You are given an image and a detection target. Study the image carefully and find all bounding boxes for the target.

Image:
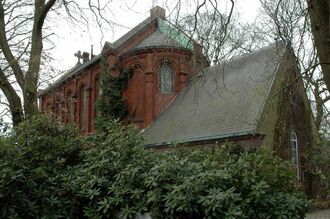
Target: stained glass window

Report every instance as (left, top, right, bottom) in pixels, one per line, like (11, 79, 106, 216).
(159, 61, 173, 93)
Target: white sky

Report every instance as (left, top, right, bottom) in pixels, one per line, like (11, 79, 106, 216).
(50, 0, 260, 72)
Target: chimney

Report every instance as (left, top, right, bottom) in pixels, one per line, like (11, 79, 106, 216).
(82, 52, 90, 63)
(150, 6, 166, 19)
(90, 45, 95, 59)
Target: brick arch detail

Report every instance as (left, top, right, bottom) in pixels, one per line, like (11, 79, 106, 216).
(125, 62, 146, 128)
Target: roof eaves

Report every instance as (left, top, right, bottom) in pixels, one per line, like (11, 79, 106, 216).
(39, 56, 101, 96)
(143, 129, 258, 148)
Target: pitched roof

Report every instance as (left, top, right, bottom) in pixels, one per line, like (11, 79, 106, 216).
(132, 30, 187, 51)
(112, 17, 154, 49)
(40, 15, 194, 96)
(39, 17, 155, 95)
(142, 43, 285, 146)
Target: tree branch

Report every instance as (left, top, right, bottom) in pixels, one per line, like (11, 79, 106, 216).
(0, 1, 25, 89)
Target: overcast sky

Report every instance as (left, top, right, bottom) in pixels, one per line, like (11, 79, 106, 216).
(50, 0, 261, 72)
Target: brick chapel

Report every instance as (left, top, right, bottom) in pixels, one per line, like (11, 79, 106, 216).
(40, 6, 318, 190)
(39, 6, 208, 134)
(40, 5, 318, 195)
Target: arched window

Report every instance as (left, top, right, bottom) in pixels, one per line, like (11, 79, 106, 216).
(54, 96, 63, 121)
(159, 61, 173, 93)
(95, 76, 102, 97)
(79, 85, 88, 131)
(67, 92, 75, 123)
(290, 131, 299, 179)
(94, 76, 101, 117)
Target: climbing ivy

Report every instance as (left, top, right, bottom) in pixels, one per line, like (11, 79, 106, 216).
(96, 56, 133, 128)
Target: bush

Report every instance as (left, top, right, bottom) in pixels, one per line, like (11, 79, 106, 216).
(67, 120, 154, 218)
(142, 146, 308, 219)
(307, 138, 330, 204)
(0, 116, 309, 218)
(0, 114, 83, 218)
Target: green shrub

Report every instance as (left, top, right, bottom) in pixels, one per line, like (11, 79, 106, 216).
(0, 116, 309, 218)
(0, 114, 83, 218)
(307, 138, 330, 202)
(67, 120, 154, 218)
(142, 146, 308, 219)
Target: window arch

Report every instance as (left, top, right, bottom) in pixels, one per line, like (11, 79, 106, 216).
(290, 131, 299, 179)
(94, 76, 101, 117)
(66, 91, 75, 123)
(95, 75, 102, 98)
(159, 61, 173, 93)
(54, 96, 64, 121)
(79, 85, 88, 131)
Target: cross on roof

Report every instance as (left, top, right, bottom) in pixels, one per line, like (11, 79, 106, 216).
(74, 50, 83, 65)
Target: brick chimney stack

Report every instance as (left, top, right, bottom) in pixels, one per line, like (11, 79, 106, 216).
(150, 6, 166, 19)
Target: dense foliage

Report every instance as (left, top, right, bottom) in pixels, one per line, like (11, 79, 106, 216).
(0, 115, 83, 218)
(0, 115, 309, 218)
(97, 57, 133, 124)
(307, 137, 330, 204)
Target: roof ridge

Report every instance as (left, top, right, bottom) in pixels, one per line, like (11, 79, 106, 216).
(209, 42, 285, 71)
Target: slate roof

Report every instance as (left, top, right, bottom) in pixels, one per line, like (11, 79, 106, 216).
(112, 17, 153, 49)
(142, 43, 285, 146)
(39, 15, 194, 96)
(39, 17, 154, 95)
(132, 30, 187, 51)
(39, 53, 103, 95)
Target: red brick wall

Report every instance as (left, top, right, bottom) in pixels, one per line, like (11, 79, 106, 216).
(40, 21, 208, 134)
(121, 48, 196, 126)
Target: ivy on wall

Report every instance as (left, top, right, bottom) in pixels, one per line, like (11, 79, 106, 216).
(272, 62, 315, 196)
(96, 56, 134, 127)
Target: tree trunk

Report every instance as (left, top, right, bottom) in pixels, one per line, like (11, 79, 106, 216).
(0, 72, 24, 126)
(307, 0, 330, 91)
(24, 0, 56, 118)
(23, 86, 39, 118)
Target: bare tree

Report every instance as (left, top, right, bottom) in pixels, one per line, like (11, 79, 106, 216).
(160, 0, 241, 64)
(0, 0, 114, 126)
(307, 0, 330, 92)
(258, 0, 330, 134)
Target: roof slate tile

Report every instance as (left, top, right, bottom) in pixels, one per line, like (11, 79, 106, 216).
(142, 43, 285, 146)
